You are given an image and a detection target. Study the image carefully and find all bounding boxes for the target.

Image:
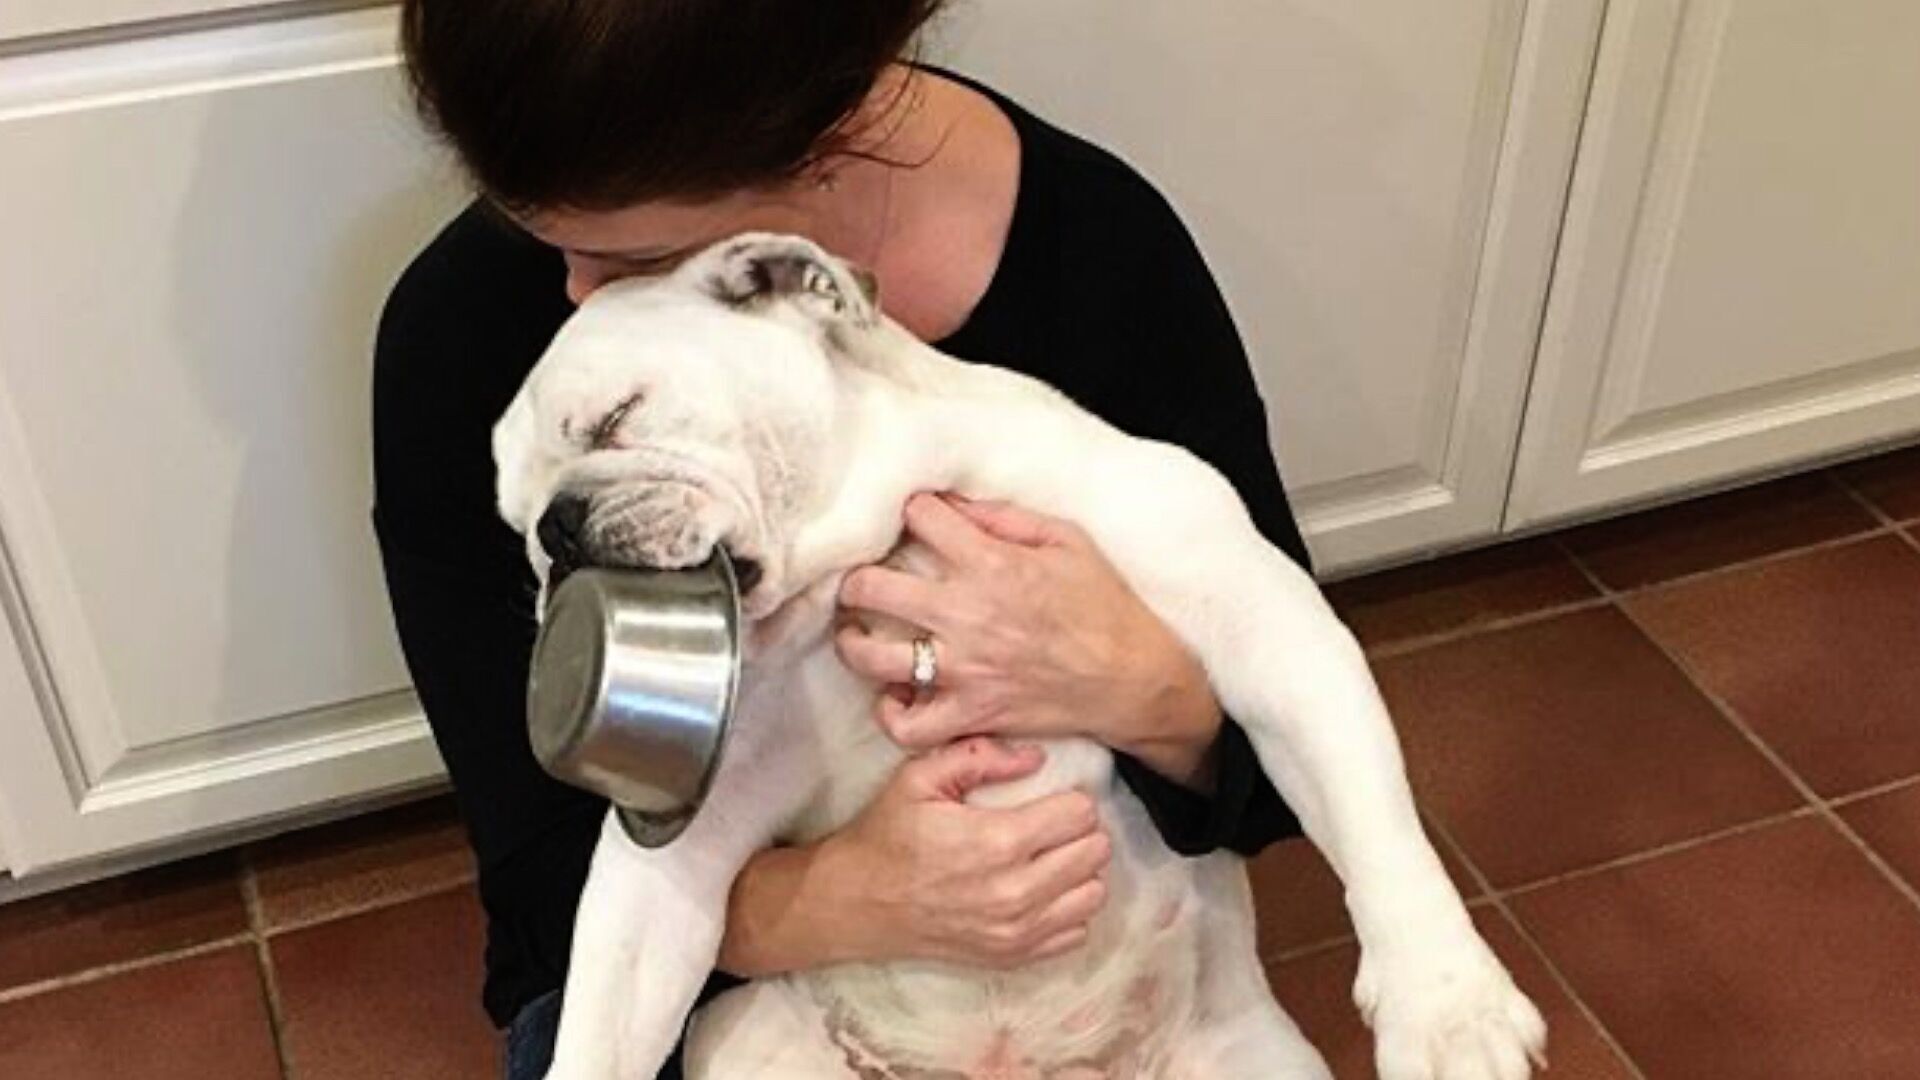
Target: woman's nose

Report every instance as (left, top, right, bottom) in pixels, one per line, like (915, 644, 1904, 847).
(563, 255, 617, 305)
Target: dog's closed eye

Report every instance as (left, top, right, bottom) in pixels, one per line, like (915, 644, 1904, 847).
(587, 393, 644, 450)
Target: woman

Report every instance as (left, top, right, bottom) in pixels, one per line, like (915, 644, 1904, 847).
(376, 2, 1309, 1076)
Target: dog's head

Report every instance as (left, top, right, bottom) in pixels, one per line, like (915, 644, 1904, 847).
(493, 233, 880, 617)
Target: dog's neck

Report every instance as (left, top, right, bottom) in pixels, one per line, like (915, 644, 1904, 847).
(741, 316, 1095, 661)
(750, 319, 1093, 658)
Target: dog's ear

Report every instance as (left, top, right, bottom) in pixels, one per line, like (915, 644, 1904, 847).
(849, 264, 880, 309)
(699, 234, 878, 328)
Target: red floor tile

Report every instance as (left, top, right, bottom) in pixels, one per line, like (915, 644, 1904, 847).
(1375, 607, 1802, 887)
(1838, 783, 1920, 894)
(1626, 536, 1920, 798)
(1265, 907, 1636, 1079)
(247, 794, 473, 931)
(0, 947, 280, 1080)
(1559, 472, 1878, 590)
(270, 886, 498, 1080)
(1835, 444, 1920, 523)
(1325, 538, 1598, 651)
(0, 852, 247, 993)
(1510, 816, 1920, 1079)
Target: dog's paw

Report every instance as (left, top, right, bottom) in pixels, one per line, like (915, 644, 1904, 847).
(696, 232, 878, 327)
(1355, 934, 1547, 1080)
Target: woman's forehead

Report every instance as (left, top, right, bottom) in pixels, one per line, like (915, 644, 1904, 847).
(521, 194, 801, 260)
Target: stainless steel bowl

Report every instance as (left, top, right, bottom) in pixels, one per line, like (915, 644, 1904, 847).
(526, 552, 742, 847)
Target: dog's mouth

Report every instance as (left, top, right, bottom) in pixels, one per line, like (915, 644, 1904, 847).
(546, 546, 762, 601)
(729, 554, 765, 594)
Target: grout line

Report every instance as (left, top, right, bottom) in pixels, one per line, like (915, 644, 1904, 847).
(1550, 532, 1613, 598)
(1493, 806, 1819, 900)
(1816, 807, 1920, 916)
(1561, 524, 1893, 603)
(1612, 603, 1920, 919)
(0, 933, 252, 1006)
(241, 857, 296, 1080)
(255, 873, 478, 939)
(1364, 596, 1613, 659)
(1422, 813, 1651, 1080)
(1832, 469, 1920, 559)
(1267, 932, 1357, 966)
(1828, 773, 1920, 810)
(1831, 467, 1903, 529)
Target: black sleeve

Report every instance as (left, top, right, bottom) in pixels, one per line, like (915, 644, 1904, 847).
(370, 207, 742, 1036)
(1077, 173, 1310, 858)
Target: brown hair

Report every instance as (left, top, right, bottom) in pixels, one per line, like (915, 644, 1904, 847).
(400, 0, 947, 213)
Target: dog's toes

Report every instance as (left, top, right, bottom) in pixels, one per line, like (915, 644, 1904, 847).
(1365, 938, 1546, 1080)
(1430, 991, 1545, 1080)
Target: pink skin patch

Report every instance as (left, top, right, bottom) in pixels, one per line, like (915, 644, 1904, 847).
(970, 1029, 1039, 1080)
(1060, 1002, 1102, 1035)
(1125, 976, 1161, 1015)
(1154, 897, 1182, 931)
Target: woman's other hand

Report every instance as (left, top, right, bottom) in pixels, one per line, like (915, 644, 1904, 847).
(835, 493, 1222, 788)
(718, 738, 1111, 976)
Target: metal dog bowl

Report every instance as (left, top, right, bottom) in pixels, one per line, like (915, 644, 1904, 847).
(527, 553, 743, 847)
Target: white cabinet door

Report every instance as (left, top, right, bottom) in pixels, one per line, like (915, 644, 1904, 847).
(1508, 0, 1920, 527)
(940, 1, 1605, 571)
(0, 8, 468, 874)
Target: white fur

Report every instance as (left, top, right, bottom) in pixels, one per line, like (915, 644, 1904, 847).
(492, 234, 1547, 1079)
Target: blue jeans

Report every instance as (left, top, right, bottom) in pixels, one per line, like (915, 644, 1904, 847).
(504, 990, 688, 1079)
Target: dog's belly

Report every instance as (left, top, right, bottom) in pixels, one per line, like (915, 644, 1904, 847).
(789, 791, 1207, 1078)
(737, 613, 1229, 1077)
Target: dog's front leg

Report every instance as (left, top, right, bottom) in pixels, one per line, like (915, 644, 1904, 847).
(543, 686, 823, 1080)
(542, 813, 740, 1080)
(1183, 546, 1545, 1080)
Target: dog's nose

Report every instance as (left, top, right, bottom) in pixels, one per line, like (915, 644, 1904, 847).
(537, 493, 592, 567)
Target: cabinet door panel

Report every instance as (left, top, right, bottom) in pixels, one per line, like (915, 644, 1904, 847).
(0, 8, 466, 872)
(1509, 0, 1920, 526)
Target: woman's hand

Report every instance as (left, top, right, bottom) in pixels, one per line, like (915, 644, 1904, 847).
(718, 738, 1111, 976)
(835, 492, 1223, 788)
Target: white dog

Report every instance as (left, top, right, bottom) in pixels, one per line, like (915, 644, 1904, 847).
(492, 234, 1546, 1079)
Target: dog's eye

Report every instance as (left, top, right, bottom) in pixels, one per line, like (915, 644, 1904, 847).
(588, 393, 643, 449)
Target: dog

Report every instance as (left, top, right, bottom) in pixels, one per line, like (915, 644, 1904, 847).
(491, 233, 1547, 1078)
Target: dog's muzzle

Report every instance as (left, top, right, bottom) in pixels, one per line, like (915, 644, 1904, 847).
(536, 491, 764, 596)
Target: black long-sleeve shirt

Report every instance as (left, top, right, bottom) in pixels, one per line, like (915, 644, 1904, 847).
(371, 72, 1307, 1037)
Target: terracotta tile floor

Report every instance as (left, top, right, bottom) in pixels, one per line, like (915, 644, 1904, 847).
(3, 445, 1918, 1078)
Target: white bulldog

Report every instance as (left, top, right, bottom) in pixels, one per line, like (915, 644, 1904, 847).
(492, 233, 1546, 1079)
